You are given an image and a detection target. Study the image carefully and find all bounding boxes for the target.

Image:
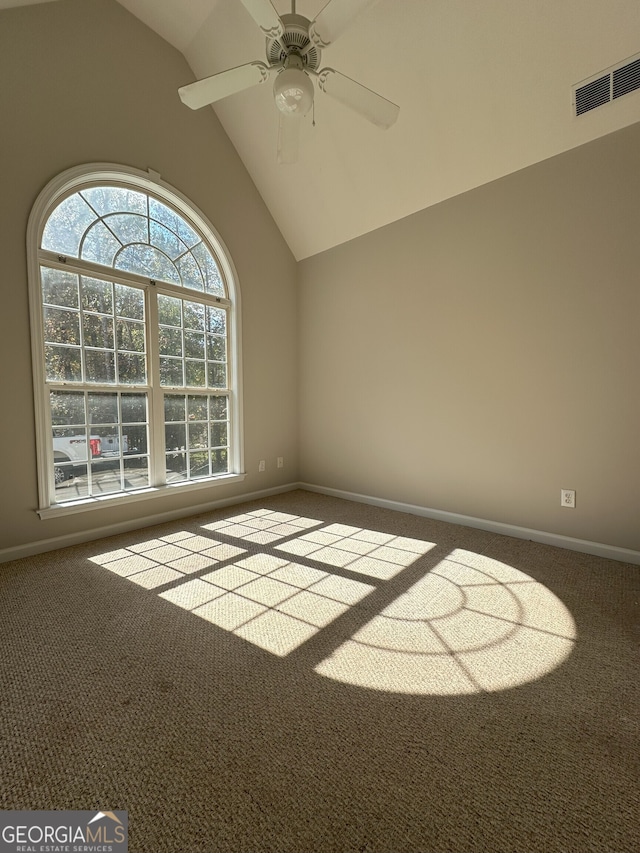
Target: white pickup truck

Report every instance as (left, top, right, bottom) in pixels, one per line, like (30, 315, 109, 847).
(53, 435, 100, 485)
(53, 434, 130, 484)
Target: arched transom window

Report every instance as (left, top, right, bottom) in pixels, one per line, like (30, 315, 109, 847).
(29, 166, 243, 512)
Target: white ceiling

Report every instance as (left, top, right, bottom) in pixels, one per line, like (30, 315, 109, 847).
(7, 0, 640, 259)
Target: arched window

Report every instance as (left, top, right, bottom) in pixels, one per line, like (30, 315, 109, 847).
(28, 165, 244, 513)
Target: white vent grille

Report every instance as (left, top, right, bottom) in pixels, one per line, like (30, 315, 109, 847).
(575, 74, 610, 115)
(613, 57, 640, 99)
(573, 52, 640, 116)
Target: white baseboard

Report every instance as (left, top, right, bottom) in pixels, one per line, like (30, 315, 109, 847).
(0, 483, 299, 564)
(3, 480, 639, 567)
(299, 482, 640, 566)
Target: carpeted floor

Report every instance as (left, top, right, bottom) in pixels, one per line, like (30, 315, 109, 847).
(1, 489, 638, 853)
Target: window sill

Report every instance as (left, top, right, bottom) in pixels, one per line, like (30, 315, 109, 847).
(37, 472, 247, 520)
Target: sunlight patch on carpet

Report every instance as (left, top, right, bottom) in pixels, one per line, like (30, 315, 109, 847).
(314, 549, 576, 694)
(90, 513, 576, 690)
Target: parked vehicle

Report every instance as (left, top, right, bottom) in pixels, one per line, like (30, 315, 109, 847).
(53, 433, 141, 485)
(99, 434, 129, 457)
(53, 434, 102, 485)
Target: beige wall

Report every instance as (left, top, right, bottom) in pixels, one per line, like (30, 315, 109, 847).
(299, 122, 640, 552)
(0, 0, 298, 554)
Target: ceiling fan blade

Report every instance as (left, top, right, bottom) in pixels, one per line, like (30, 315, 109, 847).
(309, 0, 378, 48)
(238, 0, 284, 39)
(178, 62, 271, 110)
(317, 68, 399, 129)
(277, 114, 301, 165)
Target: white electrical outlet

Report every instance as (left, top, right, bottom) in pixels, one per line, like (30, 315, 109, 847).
(258, 460, 266, 472)
(561, 489, 576, 508)
(277, 456, 284, 468)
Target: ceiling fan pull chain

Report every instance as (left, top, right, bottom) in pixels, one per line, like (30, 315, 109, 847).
(312, 98, 316, 127)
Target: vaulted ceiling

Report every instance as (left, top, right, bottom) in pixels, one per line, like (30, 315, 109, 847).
(4, 0, 640, 258)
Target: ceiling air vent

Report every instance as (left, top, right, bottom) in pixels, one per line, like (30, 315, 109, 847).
(575, 74, 610, 115)
(573, 52, 640, 116)
(613, 57, 640, 99)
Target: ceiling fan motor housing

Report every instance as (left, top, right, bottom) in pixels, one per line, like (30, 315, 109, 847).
(266, 13, 322, 72)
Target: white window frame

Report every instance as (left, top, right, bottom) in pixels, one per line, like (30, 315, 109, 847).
(27, 163, 245, 518)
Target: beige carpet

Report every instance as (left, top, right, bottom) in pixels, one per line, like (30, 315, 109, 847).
(1, 489, 638, 852)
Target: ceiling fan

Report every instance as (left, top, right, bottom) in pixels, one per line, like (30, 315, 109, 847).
(178, 0, 399, 164)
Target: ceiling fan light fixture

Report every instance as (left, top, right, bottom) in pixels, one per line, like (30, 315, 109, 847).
(273, 67, 314, 116)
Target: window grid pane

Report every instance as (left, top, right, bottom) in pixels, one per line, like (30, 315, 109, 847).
(164, 393, 229, 482)
(42, 270, 149, 387)
(159, 297, 228, 390)
(51, 389, 150, 496)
